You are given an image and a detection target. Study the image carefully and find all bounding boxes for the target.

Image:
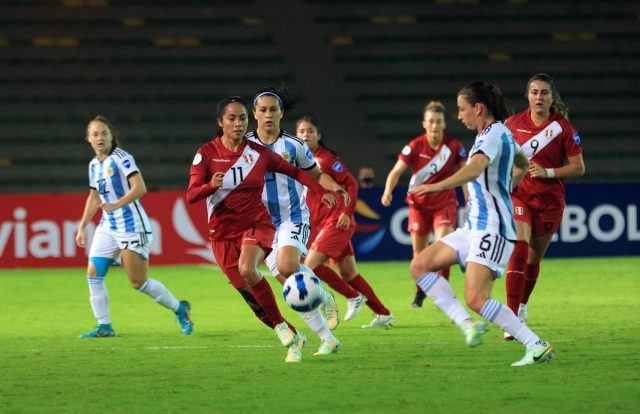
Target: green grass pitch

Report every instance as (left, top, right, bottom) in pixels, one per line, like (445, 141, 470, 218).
(1, 257, 639, 413)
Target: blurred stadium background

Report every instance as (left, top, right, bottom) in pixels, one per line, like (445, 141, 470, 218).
(1, 0, 639, 194)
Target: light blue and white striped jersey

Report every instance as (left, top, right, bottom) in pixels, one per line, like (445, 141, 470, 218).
(465, 122, 520, 240)
(246, 130, 317, 228)
(88, 148, 152, 234)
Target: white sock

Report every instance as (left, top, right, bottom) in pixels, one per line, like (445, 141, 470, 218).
(300, 307, 335, 341)
(87, 277, 110, 325)
(139, 278, 180, 312)
(479, 299, 540, 348)
(417, 272, 473, 330)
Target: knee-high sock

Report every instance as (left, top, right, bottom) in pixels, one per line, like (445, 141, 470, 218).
(250, 277, 294, 332)
(348, 275, 390, 315)
(479, 299, 540, 348)
(521, 263, 540, 304)
(312, 264, 359, 299)
(300, 307, 335, 341)
(139, 278, 180, 312)
(416, 272, 472, 330)
(506, 241, 528, 313)
(88, 277, 110, 325)
(237, 287, 274, 328)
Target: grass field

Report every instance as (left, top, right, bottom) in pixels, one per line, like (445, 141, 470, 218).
(1, 257, 639, 413)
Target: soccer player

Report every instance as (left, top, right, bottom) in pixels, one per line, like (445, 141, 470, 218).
(409, 82, 555, 366)
(503, 73, 585, 339)
(76, 115, 193, 338)
(247, 86, 350, 356)
(297, 115, 395, 329)
(381, 101, 468, 308)
(187, 96, 340, 363)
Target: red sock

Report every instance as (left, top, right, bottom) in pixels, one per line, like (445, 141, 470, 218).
(250, 277, 295, 333)
(313, 264, 359, 299)
(348, 275, 390, 315)
(505, 241, 528, 314)
(437, 267, 450, 281)
(521, 263, 540, 304)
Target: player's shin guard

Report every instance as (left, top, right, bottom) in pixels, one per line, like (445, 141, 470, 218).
(506, 241, 528, 314)
(250, 278, 293, 331)
(138, 278, 180, 311)
(312, 264, 359, 299)
(87, 276, 110, 324)
(521, 263, 540, 304)
(237, 287, 274, 328)
(348, 275, 390, 315)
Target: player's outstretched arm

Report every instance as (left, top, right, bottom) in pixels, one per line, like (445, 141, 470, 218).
(381, 159, 408, 207)
(410, 153, 489, 195)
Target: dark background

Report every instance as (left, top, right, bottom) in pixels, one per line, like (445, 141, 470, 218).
(1, 0, 638, 193)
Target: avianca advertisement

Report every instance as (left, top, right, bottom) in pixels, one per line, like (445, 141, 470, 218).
(0, 183, 638, 268)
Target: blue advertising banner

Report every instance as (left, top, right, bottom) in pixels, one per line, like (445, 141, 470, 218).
(352, 183, 640, 260)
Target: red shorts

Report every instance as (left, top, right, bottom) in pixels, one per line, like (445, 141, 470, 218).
(408, 204, 457, 237)
(210, 224, 275, 289)
(512, 195, 564, 237)
(311, 224, 355, 262)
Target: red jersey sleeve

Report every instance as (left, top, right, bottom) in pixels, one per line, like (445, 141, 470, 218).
(187, 147, 217, 204)
(398, 137, 420, 165)
(562, 122, 583, 158)
(322, 153, 358, 217)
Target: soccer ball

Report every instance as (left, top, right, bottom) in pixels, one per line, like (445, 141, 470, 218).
(283, 271, 323, 312)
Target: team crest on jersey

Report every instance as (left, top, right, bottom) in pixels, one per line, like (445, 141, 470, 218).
(192, 153, 202, 165)
(545, 129, 553, 138)
(244, 154, 254, 164)
(122, 159, 131, 169)
(332, 161, 343, 172)
(459, 147, 467, 157)
(281, 151, 290, 162)
(401, 145, 411, 156)
(106, 166, 114, 177)
(515, 206, 524, 216)
(305, 148, 314, 160)
(573, 132, 581, 145)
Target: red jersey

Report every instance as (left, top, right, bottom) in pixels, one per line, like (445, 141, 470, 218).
(306, 146, 358, 229)
(399, 134, 467, 210)
(505, 109, 582, 209)
(187, 138, 326, 240)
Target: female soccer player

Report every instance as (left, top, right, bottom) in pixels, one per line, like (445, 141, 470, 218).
(409, 82, 554, 366)
(188, 96, 339, 363)
(297, 115, 395, 330)
(381, 101, 468, 308)
(246, 87, 351, 356)
(76, 116, 193, 338)
(504, 73, 585, 337)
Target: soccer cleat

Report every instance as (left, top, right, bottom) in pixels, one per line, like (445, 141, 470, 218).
(362, 313, 395, 328)
(321, 291, 340, 330)
(511, 340, 555, 367)
(274, 321, 296, 347)
(517, 303, 529, 323)
(344, 293, 366, 321)
(463, 321, 488, 347)
(79, 323, 115, 338)
(314, 338, 340, 356)
(285, 332, 307, 363)
(411, 290, 427, 308)
(175, 300, 194, 335)
(504, 331, 515, 341)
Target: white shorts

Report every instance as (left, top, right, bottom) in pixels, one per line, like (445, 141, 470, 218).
(264, 221, 311, 276)
(440, 227, 514, 278)
(89, 226, 153, 260)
